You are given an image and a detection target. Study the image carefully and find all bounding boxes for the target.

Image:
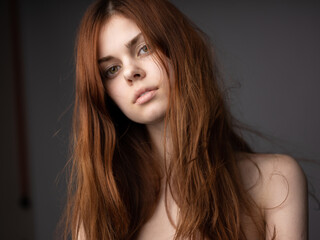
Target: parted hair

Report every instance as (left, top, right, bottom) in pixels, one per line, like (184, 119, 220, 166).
(64, 0, 269, 239)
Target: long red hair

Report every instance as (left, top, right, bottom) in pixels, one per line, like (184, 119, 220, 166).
(64, 0, 268, 239)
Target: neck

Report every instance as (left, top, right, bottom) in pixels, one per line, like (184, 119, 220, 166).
(146, 120, 172, 167)
(146, 121, 178, 208)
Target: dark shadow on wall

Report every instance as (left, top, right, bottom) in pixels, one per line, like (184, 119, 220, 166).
(0, 0, 34, 239)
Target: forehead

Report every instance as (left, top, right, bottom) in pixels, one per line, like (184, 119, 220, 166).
(98, 14, 141, 58)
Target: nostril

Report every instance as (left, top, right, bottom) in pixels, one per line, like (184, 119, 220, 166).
(134, 73, 141, 78)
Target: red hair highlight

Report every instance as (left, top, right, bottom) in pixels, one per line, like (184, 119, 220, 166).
(63, 0, 272, 239)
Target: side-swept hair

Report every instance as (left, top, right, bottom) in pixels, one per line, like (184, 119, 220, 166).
(64, 0, 267, 239)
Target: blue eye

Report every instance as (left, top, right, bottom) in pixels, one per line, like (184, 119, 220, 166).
(138, 44, 149, 56)
(104, 65, 120, 79)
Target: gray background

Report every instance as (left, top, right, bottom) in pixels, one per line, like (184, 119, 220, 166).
(1, 0, 319, 239)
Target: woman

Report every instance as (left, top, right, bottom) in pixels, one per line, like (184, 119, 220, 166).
(64, 0, 308, 239)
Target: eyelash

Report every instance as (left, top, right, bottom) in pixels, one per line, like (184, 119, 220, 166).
(138, 44, 150, 56)
(101, 44, 150, 79)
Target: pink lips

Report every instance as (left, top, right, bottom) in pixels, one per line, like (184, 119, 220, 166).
(134, 87, 158, 104)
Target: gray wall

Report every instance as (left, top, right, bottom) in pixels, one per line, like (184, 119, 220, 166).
(16, 0, 91, 239)
(1, 0, 319, 239)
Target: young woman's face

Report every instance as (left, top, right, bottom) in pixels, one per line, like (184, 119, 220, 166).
(98, 14, 172, 125)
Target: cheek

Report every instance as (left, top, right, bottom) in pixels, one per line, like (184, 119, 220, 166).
(160, 64, 174, 96)
(105, 81, 123, 105)
(152, 56, 174, 87)
(164, 59, 175, 86)
(149, 59, 171, 86)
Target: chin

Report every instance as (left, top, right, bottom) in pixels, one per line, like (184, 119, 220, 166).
(122, 101, 167, 125)
(127, 109, 166, 125)
(132, 114, 165, 125)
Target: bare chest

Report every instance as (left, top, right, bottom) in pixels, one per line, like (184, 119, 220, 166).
(137, 190, 178, 240)
(137, 196, 260, 240)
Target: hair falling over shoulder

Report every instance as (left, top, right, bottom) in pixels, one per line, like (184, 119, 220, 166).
(63, 0, 270, 239)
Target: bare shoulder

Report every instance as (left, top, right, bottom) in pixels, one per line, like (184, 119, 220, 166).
(237, 153, 307, 203)
(237, 152, 308, 239)
(238, 152, 305, 178)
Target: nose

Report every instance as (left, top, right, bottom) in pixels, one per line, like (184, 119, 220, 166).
(123, 63, 146, 85)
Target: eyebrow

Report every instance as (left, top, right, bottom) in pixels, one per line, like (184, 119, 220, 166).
(98, 32, 143, 63)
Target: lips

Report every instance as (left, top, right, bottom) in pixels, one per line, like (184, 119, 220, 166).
(134, 87, 158, 104)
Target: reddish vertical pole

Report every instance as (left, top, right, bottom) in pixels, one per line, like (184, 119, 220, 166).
(10, 0, 31, 209)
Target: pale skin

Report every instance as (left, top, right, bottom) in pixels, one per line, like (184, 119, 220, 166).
(79, 13, 308, 239)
